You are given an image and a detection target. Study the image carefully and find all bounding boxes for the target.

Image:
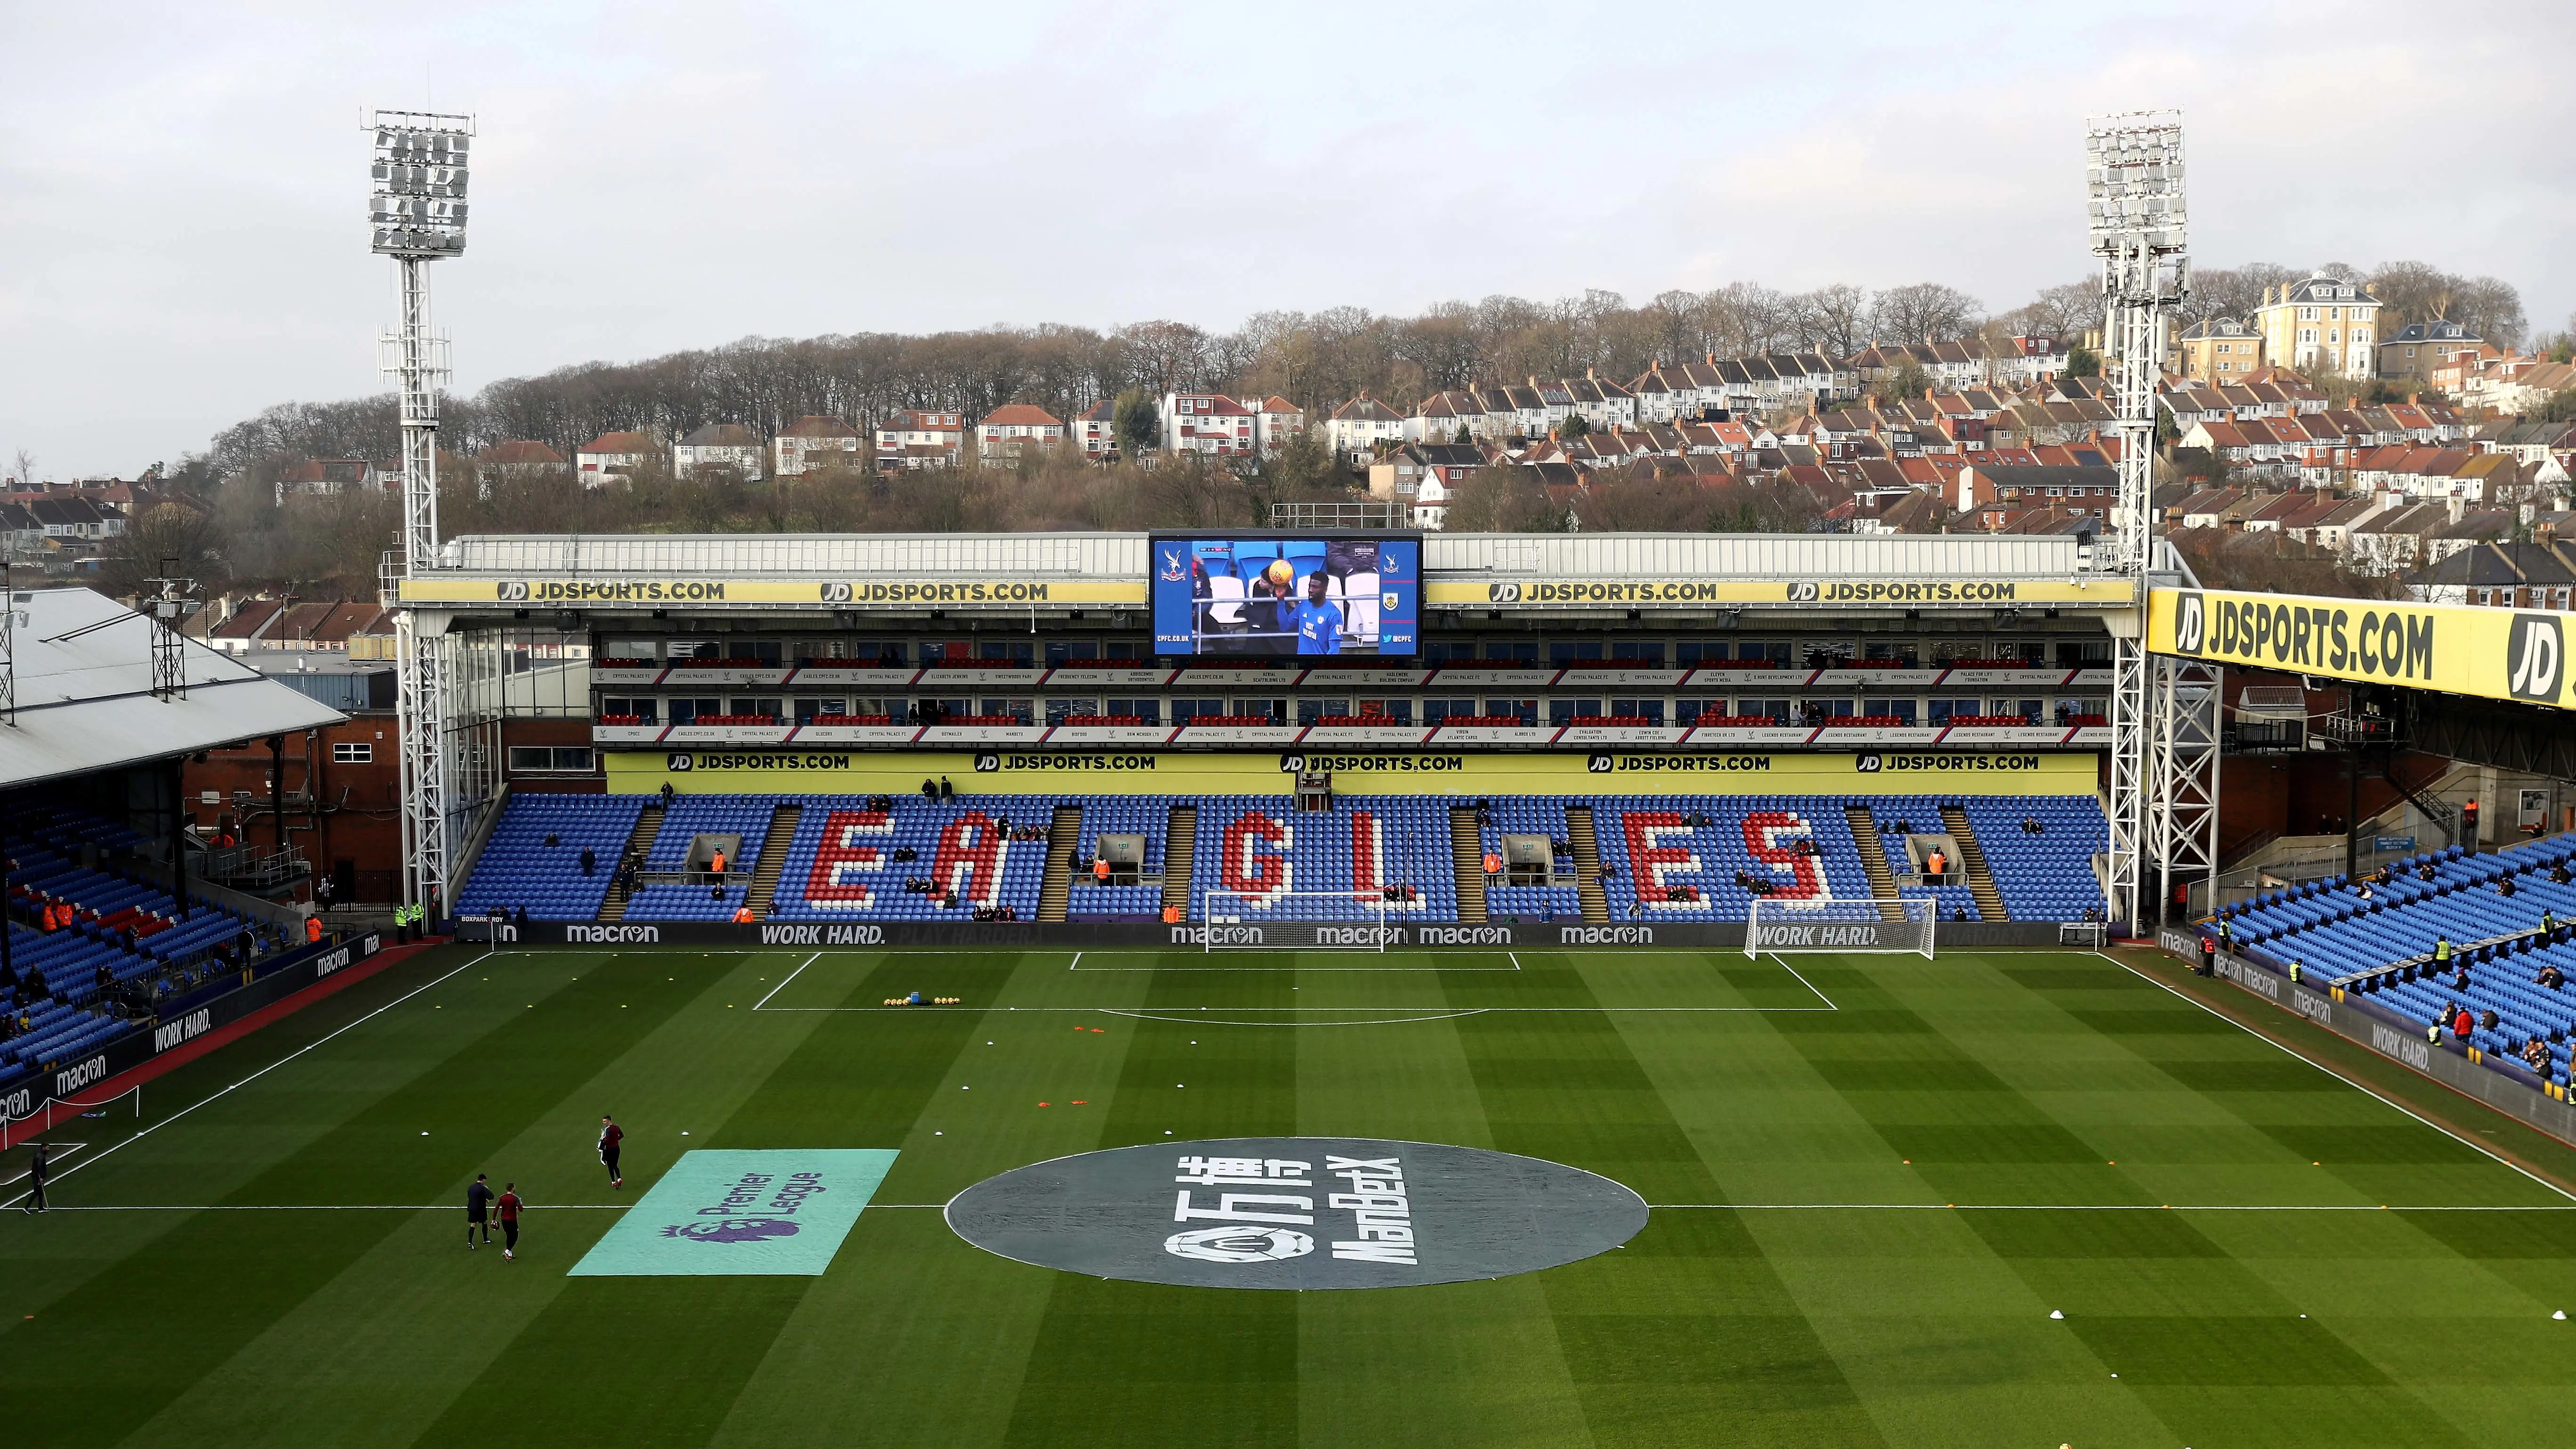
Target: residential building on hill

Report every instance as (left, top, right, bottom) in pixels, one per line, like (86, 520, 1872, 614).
(1328, 394, 1406, 467)
(2406, 540, 2576, 608)
(1071, 400, 1119, 460)
(2253, 274, 2381, 379)
(876, 410, 965, 470)
(575, 432, 657, 488)
(1160, 392, 1256, 459)
(974, 405, 1065, 463)
(772, 416, 863, 477)
(2177, 317, 2263, 383)
(2377, 320, 2483, 383)
(673, 424, 765, 481)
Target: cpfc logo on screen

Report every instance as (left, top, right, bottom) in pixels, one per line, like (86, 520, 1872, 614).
(1159, 547, 1187, 583)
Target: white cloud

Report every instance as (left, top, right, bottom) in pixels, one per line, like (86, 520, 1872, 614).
(2, 0, 2569, 476)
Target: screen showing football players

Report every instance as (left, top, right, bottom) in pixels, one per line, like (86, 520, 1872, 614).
(1151, 535, 1420, 657)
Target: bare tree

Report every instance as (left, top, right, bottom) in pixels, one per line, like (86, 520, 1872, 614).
(1796, 284, 1873, 356)
(6, 449, 33, 488)
(1871, 282, 1983, 344)
(2184, 264, 2298, 326)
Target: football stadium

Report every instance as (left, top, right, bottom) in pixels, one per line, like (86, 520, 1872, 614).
(10, 521, 2576, 1449)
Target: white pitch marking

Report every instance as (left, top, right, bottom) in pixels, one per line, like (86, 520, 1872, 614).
(752, 951, 824, 1011)
(2096, 948, 2576, 1207)
(2, 950, 494, 1212)
(1764, 952, 1840, 1010)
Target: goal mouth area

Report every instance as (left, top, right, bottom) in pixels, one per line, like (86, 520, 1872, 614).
(1744, 896, 1938, 959)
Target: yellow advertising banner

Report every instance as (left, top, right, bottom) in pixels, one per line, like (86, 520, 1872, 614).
(606, 749, 2099, 797)
(397, 577, 1149, 607)
(1421, 578, 2134, 608)
(2147, 587, 2571, 710)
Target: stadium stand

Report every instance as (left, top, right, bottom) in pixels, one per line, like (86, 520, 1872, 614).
(453, 791, 2113, 926)
(451, 795, 645, 921)
(2214, 840, 2576, 1082)
(3, 805, 294, 1073)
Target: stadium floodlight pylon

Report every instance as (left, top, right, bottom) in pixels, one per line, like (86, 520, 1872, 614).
(1746, 896, 1936, 959)
(370, 109, 472, 923)
(1199, 890, 1396, 951)
(2085, 111, 2194, 937)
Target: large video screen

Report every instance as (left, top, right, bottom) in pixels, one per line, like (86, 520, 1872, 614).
(1152, 534, 1420, 656)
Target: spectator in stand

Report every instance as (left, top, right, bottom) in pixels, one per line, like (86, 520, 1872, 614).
(659, 780, 676, 809)
(2523, 1038, 2551, 1071)
(939, 776, 955, 801)
(579, 846, 597, 877)
(919, 778, 937, 802)
(1093, 856, 1111, 886)
(2536, 963, 2565, 990)
(2453, 1007, 2475, 1038)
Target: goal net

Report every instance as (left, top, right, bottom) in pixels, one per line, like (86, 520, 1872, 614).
(1746, 896, 1936, 958)
(1199, 890, 1395, 952)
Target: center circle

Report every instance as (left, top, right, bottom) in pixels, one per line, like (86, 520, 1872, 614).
(943, 1136, 1649, 1289)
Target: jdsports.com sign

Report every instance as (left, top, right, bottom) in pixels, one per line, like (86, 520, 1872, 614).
(2149, 587, 2573, 710)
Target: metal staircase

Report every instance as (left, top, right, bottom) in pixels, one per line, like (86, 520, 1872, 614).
(1160, 805, 1199, 920)
(1449, 807, 1488, 922)
(1939, 805, 2007, 921)
(1565, 805, 1610, 923)
(1038, 804, 1084, 922)
(598, 802, 664, 921)
(744, 804, 800, 919)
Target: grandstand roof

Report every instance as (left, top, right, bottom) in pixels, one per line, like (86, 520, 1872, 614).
(0, 587, 346, 790)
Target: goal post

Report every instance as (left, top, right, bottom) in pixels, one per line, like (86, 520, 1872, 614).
(1746, 896, 1936, 959)
(1198, 890, 1394, 952)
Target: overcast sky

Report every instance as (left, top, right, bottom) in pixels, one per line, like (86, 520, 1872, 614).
(4, 0, 2571, 477)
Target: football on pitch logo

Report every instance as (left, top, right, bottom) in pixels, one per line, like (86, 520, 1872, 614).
(660, 1217, 802, 1244)
(1164, 1225, 1315, 1264)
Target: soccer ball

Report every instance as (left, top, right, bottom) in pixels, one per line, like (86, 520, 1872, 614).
(1263, 559, 1295, 591)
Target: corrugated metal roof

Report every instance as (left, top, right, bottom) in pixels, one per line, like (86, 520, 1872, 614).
(0, 588, 346, 790)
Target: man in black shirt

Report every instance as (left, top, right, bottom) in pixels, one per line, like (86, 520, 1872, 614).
(20, 1141, 47, 1214)
(466, 1172, 494, 1248)
(599, 1114, 625, 1189)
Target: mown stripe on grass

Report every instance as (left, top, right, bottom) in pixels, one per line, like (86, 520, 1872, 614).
(1444, 955, 1891, 1449)
(1779, 955, 2465, 1449)
(412, 949, 1017, 1449)
(3, 951, 699, 1449)
(999, 961, 1300, 1449)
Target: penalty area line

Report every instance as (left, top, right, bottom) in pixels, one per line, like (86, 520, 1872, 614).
(751, 951, 824, 1011)
(1762, 952, 1840, 1010)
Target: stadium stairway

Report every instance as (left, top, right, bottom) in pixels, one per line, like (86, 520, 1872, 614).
(1940, 805, 2007, 921)
(1038, 804, 1083, 922)
(745, 804, 801, 919)
(1565, 806, 1611, 922)
(1161, 805, 1198, 919)
(1450, 807, 1488, 923)
(1843, 805, 1905, 920)
(599, 802, 664, 922)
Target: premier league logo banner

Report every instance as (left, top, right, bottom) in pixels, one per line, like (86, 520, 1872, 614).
(570, 1149, 897, 1276)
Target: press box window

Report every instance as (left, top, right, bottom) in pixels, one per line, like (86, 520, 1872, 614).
(332, 742, 373, 764)
(507, 746, 596, 773)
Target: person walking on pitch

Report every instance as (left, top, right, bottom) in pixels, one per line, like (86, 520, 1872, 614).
(496, 1182, 523, 1260)
(599, 1114, 624, 1189)
(20, 1141, 48, 1213)
(465, 1172, 494, 1248)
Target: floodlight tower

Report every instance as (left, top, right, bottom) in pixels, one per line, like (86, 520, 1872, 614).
(369, 109, 472, 922)
(2085, 112, 2206, 935)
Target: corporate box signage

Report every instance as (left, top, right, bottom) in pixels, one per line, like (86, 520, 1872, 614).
(398, 577, 1149, 608)
(1153, 533, 1421, 657)
(2149, 587, 2571, 711)
(1423, 578, 2135, 609)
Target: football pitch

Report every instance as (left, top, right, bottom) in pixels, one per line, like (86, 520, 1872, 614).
(8, 941, 2575, 1448)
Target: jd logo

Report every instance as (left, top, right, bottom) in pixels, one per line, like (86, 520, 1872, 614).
(2507, 613, 2563, 703)
(972, 752, 1001, 773)
(1787, 580, 1820, 603)
(665, 752, 692, 772)
(497, 580, 531, 602)
(2172, 591, 2206, 654)
(1278, 753, 1306, 773)
(821, 581, 853, 603)
(1854, 753, 1884, 773)
(659, 1218, 801, 1244)
(1163, 1225, 1314, 1264)
(1487, 583, 1521, 603)
(1586, 753, 1613, 773)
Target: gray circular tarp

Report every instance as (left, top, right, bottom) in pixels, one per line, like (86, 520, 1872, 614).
(945, 1136, 1649, 1289)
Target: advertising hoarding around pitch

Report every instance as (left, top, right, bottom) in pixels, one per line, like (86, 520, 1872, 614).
(1152, 534, 1420, 657)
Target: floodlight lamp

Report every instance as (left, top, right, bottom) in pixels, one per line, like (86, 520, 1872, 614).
(367, 109, 474, 258)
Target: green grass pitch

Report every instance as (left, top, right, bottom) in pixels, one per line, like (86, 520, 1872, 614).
(7, 942, 2574, 1448)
